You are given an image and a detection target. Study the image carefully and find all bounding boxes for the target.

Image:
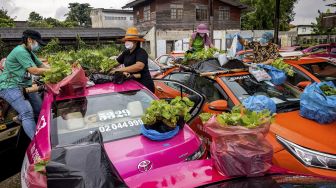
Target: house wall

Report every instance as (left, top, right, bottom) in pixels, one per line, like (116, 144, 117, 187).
(297, 26, 314, 35)
(133, 0, 242, 31)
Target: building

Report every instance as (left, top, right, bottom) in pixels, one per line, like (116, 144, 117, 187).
(296, 25, 314, 36)
(123, 0, 247, 58)
(90, 8, 134, 30)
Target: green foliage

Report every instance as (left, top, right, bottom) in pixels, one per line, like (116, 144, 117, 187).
(43, 60, 72, 84)
(47, 47, 120, 74)
(214, 105, 274, 129)
(65, 3, 92, 27)
(142, 97, 194, 128)
(311, 11, 336, 35)
(320, 84, 336, 96)
(27, 11, 78, 28)
(40, 38, 63, 56)
(76, 34, 89, 50)
(271, 58, 295, 76)
(0, 8, 14, 27)
(199, 113, 213, 123)
(183, 48, 221, 64)
(240, 0, 297, 31)
(0, 38, 11, 58)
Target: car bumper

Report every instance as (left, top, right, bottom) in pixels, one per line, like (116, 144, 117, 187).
(273, 150, 336, 179)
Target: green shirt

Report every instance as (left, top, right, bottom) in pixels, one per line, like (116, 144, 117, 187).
(0, 45, 42, 89)
(192, 35, 205, 52)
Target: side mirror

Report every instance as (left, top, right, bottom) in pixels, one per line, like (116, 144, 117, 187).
(208, 100, 228, 111)
(296, 81, 311, 89)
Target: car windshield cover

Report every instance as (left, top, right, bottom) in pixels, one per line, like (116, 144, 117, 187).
(301, 62, 336, 84)
(51, 90, 153, 146)
(221, 74, 301, 112)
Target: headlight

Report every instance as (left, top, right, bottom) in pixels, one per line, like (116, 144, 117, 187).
(277, 135, 336, 170)
(185, 142, 207, 161)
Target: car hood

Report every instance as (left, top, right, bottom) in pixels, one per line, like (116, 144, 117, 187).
(271, 110, 336, 154)
(103, 125, 202, 179)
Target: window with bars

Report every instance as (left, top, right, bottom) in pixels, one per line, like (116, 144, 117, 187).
(196, 7, 208, 21)
(171, 4, 183, 20)
(144, 5, 150, 21)
(219, 6, 230, 21)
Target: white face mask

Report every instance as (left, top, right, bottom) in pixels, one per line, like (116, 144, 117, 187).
(125, 41, 134, 50)
(31, 41, 40, 52)
(199, 33, 205, 37)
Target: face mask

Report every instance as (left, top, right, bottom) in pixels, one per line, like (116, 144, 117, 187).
(125, 41, 134, 50)
(199, 33, 205, 37)
(31, 41, 40, 52)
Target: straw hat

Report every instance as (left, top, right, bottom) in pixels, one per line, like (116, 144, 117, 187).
(121, 27, 145, 42)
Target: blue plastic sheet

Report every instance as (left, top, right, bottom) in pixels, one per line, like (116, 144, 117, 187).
(300, 81, 336, 124)
(258, 64, 286, 85)
(141, 124, 180, 141)
(243, 95, 276, 114)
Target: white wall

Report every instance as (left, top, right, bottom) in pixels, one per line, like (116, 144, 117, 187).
(297, 26, 314, 35)
(91, 10, 133, 30)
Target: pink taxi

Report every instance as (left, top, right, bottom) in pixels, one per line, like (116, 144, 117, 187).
(20, 79, 206, 187)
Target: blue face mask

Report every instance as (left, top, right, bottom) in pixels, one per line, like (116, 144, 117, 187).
(31, 41, 40, 52)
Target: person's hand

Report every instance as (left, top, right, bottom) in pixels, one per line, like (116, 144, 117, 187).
(123, 72, 131, 78)
(109, 56, 118, 60)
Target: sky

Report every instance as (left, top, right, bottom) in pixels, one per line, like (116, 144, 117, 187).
(1, 0, 335, 25)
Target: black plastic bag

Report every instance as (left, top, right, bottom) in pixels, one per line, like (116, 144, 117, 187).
(46, 131, 127, 188)
(90, 72, 128, 84)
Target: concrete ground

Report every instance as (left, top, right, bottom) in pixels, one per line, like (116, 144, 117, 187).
(0, 173, 21, 188)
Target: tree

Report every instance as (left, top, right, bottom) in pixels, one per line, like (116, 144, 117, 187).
(0, 8, 14, 27)
(28, 11, 43, 22)
(240, 0, 298, 31)
(65, 3, 91, 27)
(311, 10, 336, 35)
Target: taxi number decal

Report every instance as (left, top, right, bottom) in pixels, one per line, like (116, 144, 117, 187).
(98, 119, 143, 133)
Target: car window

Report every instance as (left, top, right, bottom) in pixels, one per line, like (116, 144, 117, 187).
(331, 47, 336, 55)
(301, 62, 336, 84)
(311, 46, 327, 53)
(148, 58, 160, 71)
(221, 74, 301, 112)
(286, 66, 312, 86)
(193, 76, 222, 102)
(51, 90, 154, 146)
(158, 55, 169, 65)
(165, 73, 192, 87)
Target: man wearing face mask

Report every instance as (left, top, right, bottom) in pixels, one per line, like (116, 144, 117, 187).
(112, 27, 154, 92)
(237, 32, 279, 64)
(0, 29, 50, 139)
(189, 24, 214, 52)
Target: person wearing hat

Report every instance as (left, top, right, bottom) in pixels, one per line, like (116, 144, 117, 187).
(0, 29, 50, 139)
(111, 27, 154, 92)
(189, 24, 214, 52)
(237, 32, 279, 64)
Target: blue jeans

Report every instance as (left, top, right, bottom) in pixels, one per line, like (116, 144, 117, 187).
(0, 87, 36, 139)
(27, 92, 42, 120)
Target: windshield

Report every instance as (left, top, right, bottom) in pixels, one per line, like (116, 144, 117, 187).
(221, 74, 301, 112)
(202, 174, 336, 188)
(301, 62, 336, 84)
(51, 90, 154, 147)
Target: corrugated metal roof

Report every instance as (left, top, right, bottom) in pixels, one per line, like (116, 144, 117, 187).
(0, 28, 126, 39)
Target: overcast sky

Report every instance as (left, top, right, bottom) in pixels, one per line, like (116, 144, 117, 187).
(1, 0, 335, 25)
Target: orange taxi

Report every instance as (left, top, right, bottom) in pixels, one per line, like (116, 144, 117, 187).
(153, 60, 336, 178)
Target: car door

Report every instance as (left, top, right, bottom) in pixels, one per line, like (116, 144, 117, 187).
(155, 72, 193, 99)
(153, 79, 205, 123)
(310, 45, 328, 58)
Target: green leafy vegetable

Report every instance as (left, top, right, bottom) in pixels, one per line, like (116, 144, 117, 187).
(141, 97, 194, 128)
(199, 113, 213, 123)
(213, 105, 274, 129)
(271, 58, 295, 77)
(320, 84, 336, 96)
(43, 60, 72, 83)
(183, 48, 223, 64)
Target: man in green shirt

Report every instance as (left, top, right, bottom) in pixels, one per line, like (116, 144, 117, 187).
(0, 30, 49, 139)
